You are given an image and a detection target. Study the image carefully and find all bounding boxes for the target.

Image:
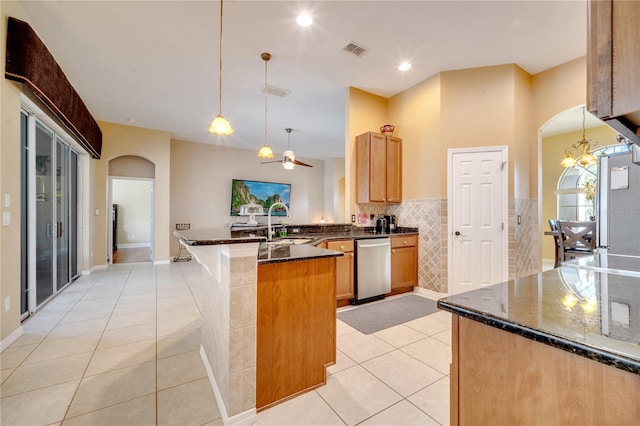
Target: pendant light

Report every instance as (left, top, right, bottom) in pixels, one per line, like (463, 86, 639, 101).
(257, 52, 274, 158)
(208, 0, 233, 135)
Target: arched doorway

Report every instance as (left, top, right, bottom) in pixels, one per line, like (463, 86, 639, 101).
(539, 105, 619, 268)
(108, 155, 155, 263)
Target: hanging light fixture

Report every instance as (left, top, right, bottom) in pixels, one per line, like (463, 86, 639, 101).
(561, 107, 600, 168)
(283, 128, 296, 170)
(257, 52, 274, 158)
(208, 0, 233, 135)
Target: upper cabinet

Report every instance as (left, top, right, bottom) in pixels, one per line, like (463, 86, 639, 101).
(356, 132, 402, 204)
(587, 0, 640, 145)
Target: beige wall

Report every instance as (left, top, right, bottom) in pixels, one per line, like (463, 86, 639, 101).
(532, 57, 588, 197)
(388, 74, 441, 199)
(540, 125, 618, 260)
(109, 155, 155, 178)
(169, 139, 325, 255)
(96, 122, 171, 264)
(1, 0, 29, 343)
(440, 64, 522, 198)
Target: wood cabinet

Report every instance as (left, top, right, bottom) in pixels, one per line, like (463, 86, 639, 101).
(390, 235, 418, 294)
(327, 240, 354, 307)
(356, 132, 402, 204)
(450, 315, 640, 425)
(256, 257, 336, 411)
(587, 0, 640, 144)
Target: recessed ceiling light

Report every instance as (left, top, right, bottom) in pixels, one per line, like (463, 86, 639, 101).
(398, 62, 412, 71)
(296, 13, 312, 27)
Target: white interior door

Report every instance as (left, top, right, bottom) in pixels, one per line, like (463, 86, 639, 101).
(448, 147, 508, 295)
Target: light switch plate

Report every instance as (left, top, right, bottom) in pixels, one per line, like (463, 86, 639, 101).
(2, 211, 11, 226)
(4, 193, 10, 208)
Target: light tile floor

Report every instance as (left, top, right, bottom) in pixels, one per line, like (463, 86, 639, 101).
(0, 262, 450, 426)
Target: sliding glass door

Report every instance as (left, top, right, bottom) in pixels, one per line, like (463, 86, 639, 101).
(22, 110, 79, 314)
(35, 121, 55, 305)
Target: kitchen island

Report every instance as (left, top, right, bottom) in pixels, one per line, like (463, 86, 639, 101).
(174, 228, 342, 425)
(438, 254, 640, 425)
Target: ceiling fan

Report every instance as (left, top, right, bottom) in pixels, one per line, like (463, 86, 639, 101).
(261, 128, 313, 169)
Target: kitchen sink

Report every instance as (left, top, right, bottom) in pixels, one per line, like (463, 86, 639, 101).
(264, 238, 313, 245)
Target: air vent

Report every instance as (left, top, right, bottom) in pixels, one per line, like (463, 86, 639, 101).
(342, 41, 369, 57)
(264, 84, 291, 97)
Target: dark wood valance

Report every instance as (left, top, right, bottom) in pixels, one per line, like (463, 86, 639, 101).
(5, 17, 102, 159)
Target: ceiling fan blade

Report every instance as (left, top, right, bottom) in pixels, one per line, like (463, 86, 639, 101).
(293, 159, 313, 167)
(260, 160, 283, 164)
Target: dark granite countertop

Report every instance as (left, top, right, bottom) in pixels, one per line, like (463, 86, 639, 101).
(562, 252, 640, 277)
(437, 261, 640, 375)
(258, 243, 343, 264)
(175, 224, 417, 264)
(174, 228, 266, 246)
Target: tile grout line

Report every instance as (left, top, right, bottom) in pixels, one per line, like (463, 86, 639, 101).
(0, 272, 103, 400)
(61, 264, 135, 423)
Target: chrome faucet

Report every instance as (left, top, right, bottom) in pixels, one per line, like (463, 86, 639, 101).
(267, 202, 290, 240)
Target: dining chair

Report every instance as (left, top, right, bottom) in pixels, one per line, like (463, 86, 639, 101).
(557, 220, 597, 263)
(548, 219, 562, 268)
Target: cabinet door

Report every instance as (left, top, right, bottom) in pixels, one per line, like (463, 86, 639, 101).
(588, 0, 640, 118)
(386, 136, 402, 203)
(328, 240, 354, 302)
(369, 133, 387, 202)
(391, 246, 417, 290)
(335, 252, 354, 300)
(611, 1, 640, 117)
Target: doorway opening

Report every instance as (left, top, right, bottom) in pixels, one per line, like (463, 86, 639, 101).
(108, 155, 155, 264)
(110, 177, 154, 264)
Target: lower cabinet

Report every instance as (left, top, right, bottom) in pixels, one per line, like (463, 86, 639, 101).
(256, 257, 336, 410)
(327, 240, 354, 307)
(390, 235, 418, 294)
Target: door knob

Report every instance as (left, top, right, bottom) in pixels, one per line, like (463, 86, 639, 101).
(454, 231, 461, 236)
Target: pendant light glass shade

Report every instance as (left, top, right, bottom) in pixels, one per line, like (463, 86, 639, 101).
(258, 144, 274, 158)
(257, 52, 274, 158)
(209, 0, 233, 135)
(209, 114, 233, 135)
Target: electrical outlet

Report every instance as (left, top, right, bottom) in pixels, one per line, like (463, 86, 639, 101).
(4, 296, 10, 312)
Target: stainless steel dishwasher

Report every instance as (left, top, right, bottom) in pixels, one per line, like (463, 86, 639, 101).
(354, 238, 391, 303)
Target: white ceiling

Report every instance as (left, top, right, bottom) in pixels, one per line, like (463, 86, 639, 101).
(18, 0, 589, 160)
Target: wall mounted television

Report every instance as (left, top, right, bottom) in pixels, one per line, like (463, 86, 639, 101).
(230, 179, 291, 217)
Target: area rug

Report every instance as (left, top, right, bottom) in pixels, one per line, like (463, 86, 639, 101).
(337, 295, 439, 334)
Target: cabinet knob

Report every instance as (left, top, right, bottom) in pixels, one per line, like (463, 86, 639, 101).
(340, 245, 345, 250)
(392, 249, 396, 254)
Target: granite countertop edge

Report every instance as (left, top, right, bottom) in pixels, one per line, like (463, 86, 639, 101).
(258, 248, 344, 265)
(437, 299, 640, 375)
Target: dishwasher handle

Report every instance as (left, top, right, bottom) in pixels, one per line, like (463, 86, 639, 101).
(358, 241, 390, 248)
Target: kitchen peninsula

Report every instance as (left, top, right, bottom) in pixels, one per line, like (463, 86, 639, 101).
(174, 227, 342, 425)
(438, 254, 640, 425)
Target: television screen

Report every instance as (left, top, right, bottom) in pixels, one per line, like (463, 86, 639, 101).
(230, 179, 291, 216)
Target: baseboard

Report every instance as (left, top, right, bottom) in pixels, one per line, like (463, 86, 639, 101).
(200, 345, 257, 426)
(116, 243, 150, 249)
(413, 286, 448, 301)
(1, 326, 24, 353)
(153, 259, 170, 265)
(81, 263, 108, 276)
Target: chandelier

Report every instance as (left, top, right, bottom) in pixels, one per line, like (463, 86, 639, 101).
(561, 107, 599, 168)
